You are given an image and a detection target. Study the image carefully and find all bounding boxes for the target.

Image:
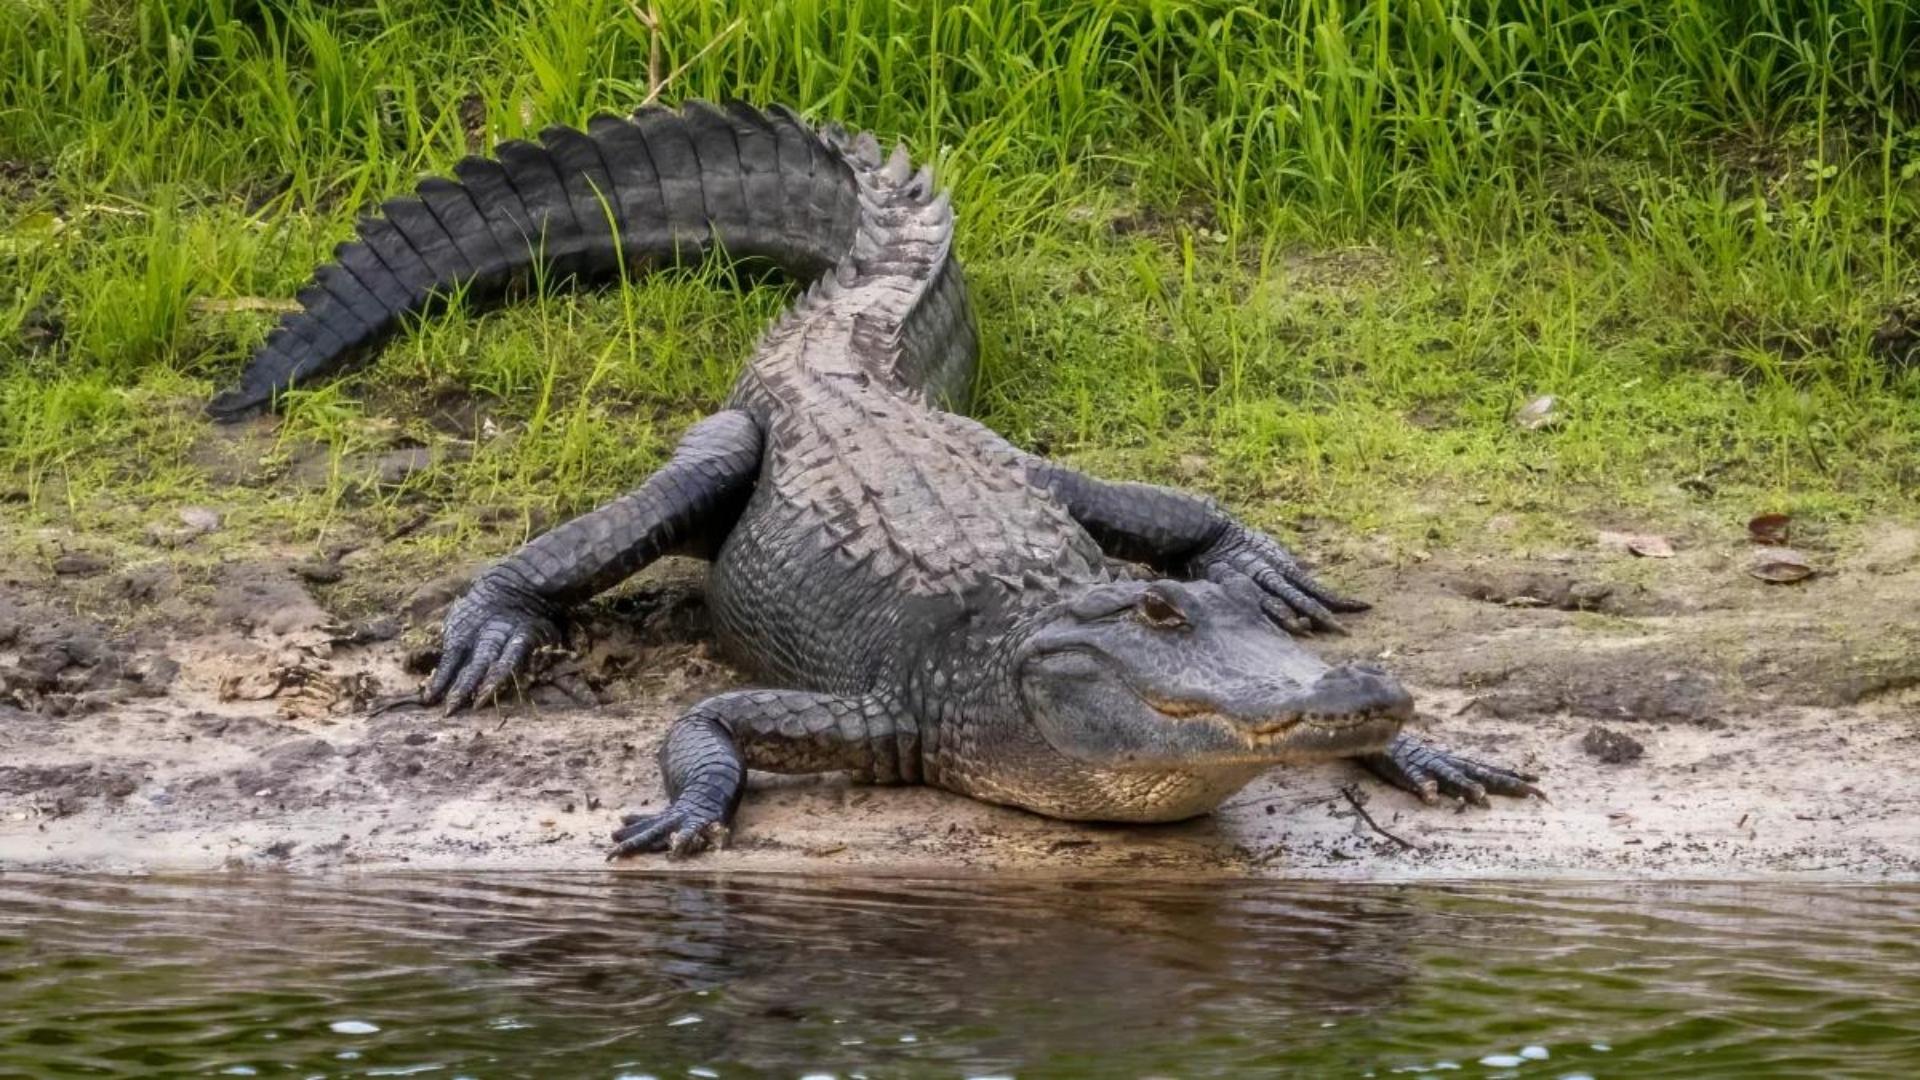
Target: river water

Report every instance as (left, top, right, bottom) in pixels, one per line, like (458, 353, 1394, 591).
(1, 874, 1915, 1077)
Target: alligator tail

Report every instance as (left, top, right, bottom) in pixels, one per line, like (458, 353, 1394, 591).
(207, 101, 867, 420)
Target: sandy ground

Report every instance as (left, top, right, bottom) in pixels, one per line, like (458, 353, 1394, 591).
(4, 496, 1918, 881)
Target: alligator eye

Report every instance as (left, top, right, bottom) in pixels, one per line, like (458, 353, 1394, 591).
(1137, 590, 1188, 629)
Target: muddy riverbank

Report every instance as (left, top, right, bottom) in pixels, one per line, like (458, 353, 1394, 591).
(4, 499, 1917, 879)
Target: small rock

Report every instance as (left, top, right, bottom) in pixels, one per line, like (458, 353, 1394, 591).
(1567, 581, 1613, 609)
(145, 507, 222, 548)
(1581, 726, 1645, 764)
(374, 446, 435, 487)
(293, 559, 345, 584)
(1512, 394, 1560, 431)
(1453, 573, 1611, 613)
(1597, 530, 1674, 558)
(52, 552, 108, 577)
(264, 736, 336, 770)
(179, 506, 221, 533)
(335, 616, 399, 645)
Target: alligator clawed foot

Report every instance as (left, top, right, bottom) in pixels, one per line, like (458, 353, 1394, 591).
(607, 806, 732, 860)
(1361, 733, 1544, 807)
(422, 574, 560, 715)
(1185, 520, 1368, 635)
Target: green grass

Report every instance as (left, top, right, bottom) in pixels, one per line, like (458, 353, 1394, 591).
(2, 0, 1917, 570)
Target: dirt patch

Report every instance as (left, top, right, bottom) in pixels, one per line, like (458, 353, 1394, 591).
(3, 506, 1918, 881)
(1581, 726, 1645, 764)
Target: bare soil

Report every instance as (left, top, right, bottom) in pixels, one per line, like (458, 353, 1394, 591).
(4, 487, 1918, 880)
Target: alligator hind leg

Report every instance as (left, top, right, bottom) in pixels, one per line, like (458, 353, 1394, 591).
(609, 690, 912, 858)
(427, 409, 763, 712)
(1359, 733, 1544, 806)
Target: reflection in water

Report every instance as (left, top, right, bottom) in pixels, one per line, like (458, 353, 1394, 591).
(1, 875, 1917, 1076)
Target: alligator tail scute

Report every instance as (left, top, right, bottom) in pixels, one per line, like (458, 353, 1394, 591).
(207, 101, 864, 420)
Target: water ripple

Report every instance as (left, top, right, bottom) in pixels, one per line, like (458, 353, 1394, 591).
(0, 875, 1916, 1076)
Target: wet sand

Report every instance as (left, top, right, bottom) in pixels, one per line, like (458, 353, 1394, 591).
(4, 513, 1917, 880)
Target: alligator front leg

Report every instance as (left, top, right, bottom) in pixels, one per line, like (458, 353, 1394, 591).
(427, 409, 763, 712)
(608, 689, 911, 858)
(1358, 733, 1544, 806)
(1024, 459, 1367, 634)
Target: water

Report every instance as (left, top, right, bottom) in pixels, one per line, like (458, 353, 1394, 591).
(2, 875, 1916, 1077)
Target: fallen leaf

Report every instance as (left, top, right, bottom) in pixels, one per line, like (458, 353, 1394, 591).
(1749, 546, 1815, 583)
(1747, 513, 1791, 545)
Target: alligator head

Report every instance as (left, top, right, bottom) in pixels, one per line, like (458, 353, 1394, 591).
(1014, 579, 1411, 770)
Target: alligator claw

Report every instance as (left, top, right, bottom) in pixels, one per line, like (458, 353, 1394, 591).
(607, 806, 731, 859)
(423, 573, 558, 714)
(1361, 733, 1543, 805)
(1188, 521, 1366, 634)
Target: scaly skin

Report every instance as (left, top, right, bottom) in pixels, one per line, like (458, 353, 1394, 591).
(212, 101, 1543, 862)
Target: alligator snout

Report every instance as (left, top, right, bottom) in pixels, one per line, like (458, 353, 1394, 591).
(1305, 664, 1415, 721)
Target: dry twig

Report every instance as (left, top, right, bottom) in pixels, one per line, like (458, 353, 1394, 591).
(626, 4, 745, 107)
(1340, 784, 1420, 851)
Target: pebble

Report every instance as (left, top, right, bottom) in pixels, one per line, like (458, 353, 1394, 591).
(293, 560, 345, 584)
(52, 553, 108, 577)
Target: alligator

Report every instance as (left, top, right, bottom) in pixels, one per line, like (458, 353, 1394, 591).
(212, 101, 1541, 858)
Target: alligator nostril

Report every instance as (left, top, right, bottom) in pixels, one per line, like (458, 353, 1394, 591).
(1316, 665, 1413, 719)
(1377, 680, 1415, 721)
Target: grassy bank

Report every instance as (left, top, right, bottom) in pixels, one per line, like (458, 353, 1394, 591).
(3, 0, 1917, 569)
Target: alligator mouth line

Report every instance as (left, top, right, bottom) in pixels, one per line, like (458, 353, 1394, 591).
(1141, 696, 1398, 743)
(1034, 649, 1399, 747)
